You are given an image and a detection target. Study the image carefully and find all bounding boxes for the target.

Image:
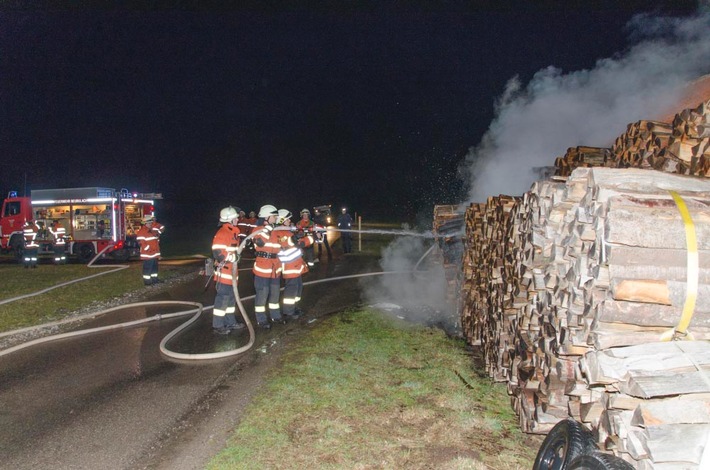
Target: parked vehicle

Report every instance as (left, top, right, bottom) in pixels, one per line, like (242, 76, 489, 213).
(1, 187, 161, 263)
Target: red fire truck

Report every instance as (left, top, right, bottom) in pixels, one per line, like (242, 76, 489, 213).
(0, 187, 161, 263)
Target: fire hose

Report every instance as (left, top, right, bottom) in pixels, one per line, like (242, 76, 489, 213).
(0, 228, 439, 360)
(0, 243, 129, 307)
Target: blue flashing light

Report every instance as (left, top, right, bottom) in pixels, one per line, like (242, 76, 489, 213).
(8, 191, 17, 198)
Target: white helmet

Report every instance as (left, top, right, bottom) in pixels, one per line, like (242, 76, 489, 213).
(300, 208, 310, 216)
(219, 206, 240, 223)
(142, 215, 155, 223)
(277, 209, 292, 224)
(258, 204, 279, 218)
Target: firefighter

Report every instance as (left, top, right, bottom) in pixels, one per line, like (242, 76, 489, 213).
(252, 204, 284, 329)
(22, 220, 40, 268)
(277, 209, 319, 320)
(238, 210, 258, 256)
(136, 215, 165, 285)
(337, 207, 354, 254)
(50, 219, 67, 264)
(313, 208, 332, 260)
(296, 208, 317, 267)
(211, 206, 245, 335)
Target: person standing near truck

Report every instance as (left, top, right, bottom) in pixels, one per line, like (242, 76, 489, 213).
(136, 215, 165, 285)
(50, 219, 67, 264)
(211, 206, 245, 335)
(22, 220, 40, 268)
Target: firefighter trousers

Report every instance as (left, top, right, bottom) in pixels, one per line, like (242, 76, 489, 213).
(142, 258, 159, 285)
(282, 276, 304, 317)
(213, 282, 240, 329)
(254, 275, 282, 325)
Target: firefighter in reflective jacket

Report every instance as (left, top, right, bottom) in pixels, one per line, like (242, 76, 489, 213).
(252, 204, 284, 329)
(236, 210, 250, 240)
(296, 208, 317, 267)
(136, 215, 164, 285)
(236, 209, 257, 255)
(210, 206, 245, 335)
(277, 209, 320, 320)
(22, 220, 40, 268)
(50, 220, 67, 264)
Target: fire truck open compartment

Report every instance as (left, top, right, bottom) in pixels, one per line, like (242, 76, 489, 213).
(1, 187, 160, 263)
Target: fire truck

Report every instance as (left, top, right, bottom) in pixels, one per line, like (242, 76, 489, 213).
(0, 187, 161, 263)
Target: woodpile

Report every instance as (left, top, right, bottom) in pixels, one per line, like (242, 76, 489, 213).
(432, 205, 466, 301)
(554, 100, 710, 177)
(455, 99, 710, 468)
(555, 146, 613, 177)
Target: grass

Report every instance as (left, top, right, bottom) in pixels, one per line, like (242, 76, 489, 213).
(0, 262, 187, 332)
(208, 309, 539, 470)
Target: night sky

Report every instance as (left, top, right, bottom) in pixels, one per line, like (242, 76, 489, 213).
(0, 1, 700, 229)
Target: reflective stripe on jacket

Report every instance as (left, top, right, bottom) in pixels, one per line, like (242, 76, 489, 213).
(212, 223, 241, 286)
(279, 232, 313, 279)
(252, 223, 282, 278)
(136, 222, 164, 260)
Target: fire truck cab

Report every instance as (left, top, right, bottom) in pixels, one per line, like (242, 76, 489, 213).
(1, 187, 161, 263)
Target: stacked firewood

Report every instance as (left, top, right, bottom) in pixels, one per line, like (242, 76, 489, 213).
(555, 146, 613, 177)
(579, 341, 710, 468)
(459, 196, 519, 383)
(455, 99, 710, 466)
(554, 99, 710, 177)
(432, 205, 467, 302)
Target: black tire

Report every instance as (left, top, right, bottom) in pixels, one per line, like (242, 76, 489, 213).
(77, 243, 96, 263)
(111, 248, 130, 262)
(568, 452, 635, 470)
(533, 419, 597, 470)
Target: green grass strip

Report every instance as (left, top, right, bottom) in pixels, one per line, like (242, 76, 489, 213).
(208, 309, 538, 469)
(0, 264, 145, 331)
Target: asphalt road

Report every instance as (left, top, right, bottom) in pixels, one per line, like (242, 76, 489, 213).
(0, 251, 386, 470)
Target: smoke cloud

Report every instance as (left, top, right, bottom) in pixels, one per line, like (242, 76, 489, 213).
(364, 12, 710, 334)
(463, 12, 710, 202)
(362, 235, 457, 332)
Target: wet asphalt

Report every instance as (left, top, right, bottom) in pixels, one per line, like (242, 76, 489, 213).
(0, 251, 389, 469)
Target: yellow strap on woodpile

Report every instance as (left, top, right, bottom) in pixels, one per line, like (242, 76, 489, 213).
(661, 190, 698, 341)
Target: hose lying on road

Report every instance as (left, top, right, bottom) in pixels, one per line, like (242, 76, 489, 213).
(0, 229, 440, 361)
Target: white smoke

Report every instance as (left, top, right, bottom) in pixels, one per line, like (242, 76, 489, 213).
(463, 12, 710, 202)
(362, 235, 456, 332)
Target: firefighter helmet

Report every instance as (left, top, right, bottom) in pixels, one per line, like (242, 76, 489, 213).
(300, 208, 310, 216)
(277, 209, 292, 224)
(219, 206, 241, 223)
(142, 215, 155, 223)
(258, 204, 279, 218)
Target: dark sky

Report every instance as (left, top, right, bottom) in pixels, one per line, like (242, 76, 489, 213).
(0, 1, 699, 226)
